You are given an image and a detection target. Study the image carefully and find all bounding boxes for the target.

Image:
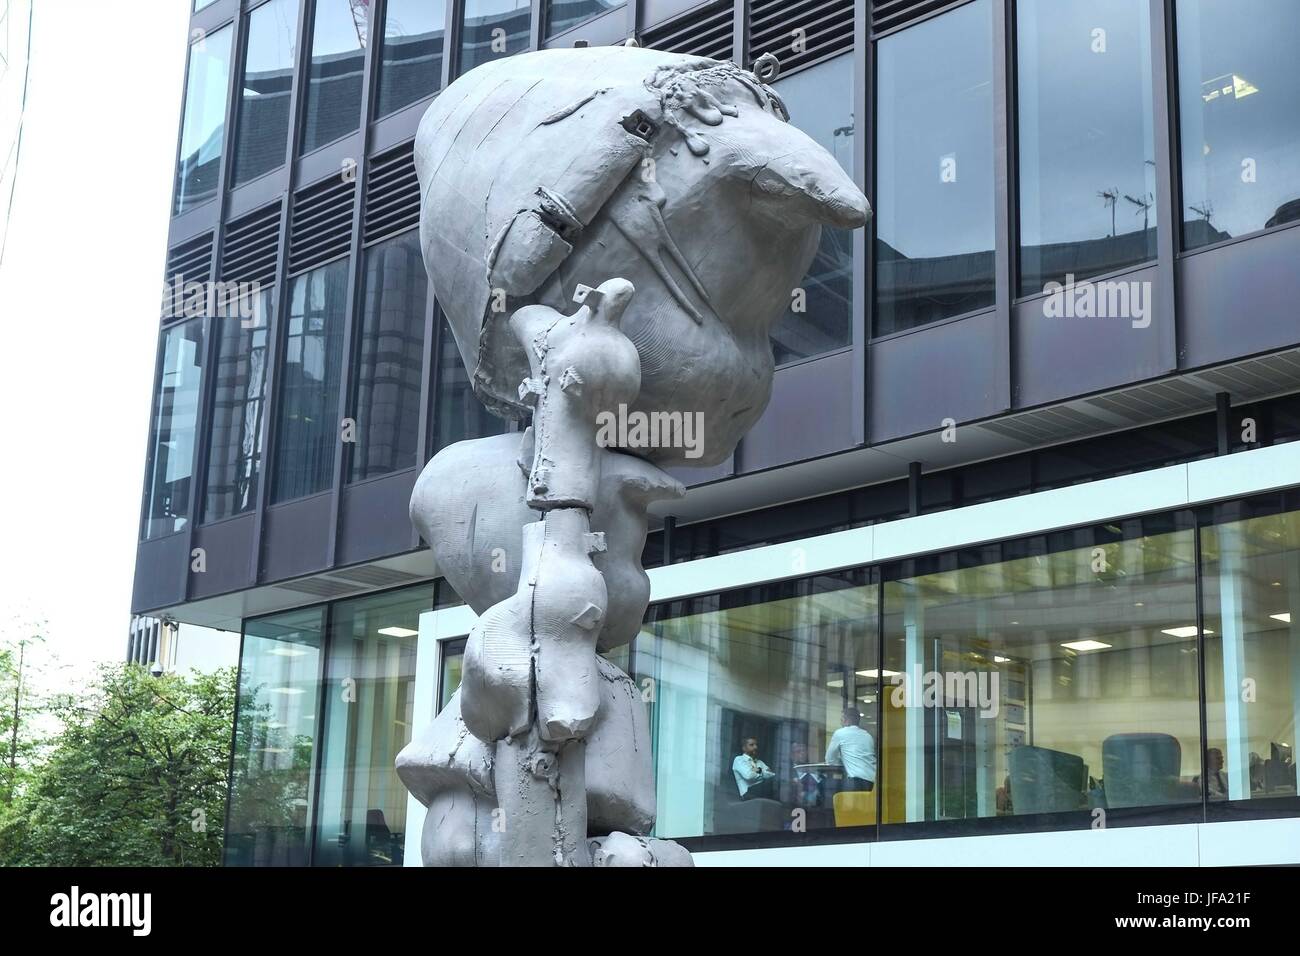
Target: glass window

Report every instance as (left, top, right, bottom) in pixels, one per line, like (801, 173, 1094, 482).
(1017, 0, 1157, 296)
(771, 54, 856, 365)
(636, 571, 879, 839)
(874, 0, 995, 336)
(1201, 506, 1300, 803)
(313, 585, 430, 866)
(204, 288, 271, 522)
(349, 232, 428, 482)
(438, 637, 466, 713)
(376, 0, 447, 117)
(174, 23, 234, 214)
(195, 0, 219, 10)
(1176, 0, 1300, 249)
(272, 259, 350, 504)
(880, 518, 1202, 826)
(302, 0, 368, 153)
(433, 317, 509, 452)
(459, 0, 530, 77)
(225, 607, 324, 867)
(544, 0, 621, 39)
(143, 319, 207, 539)
(233, 0, 299, 187)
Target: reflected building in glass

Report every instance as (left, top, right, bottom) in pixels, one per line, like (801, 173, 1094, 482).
(144, 0, 1300, 867)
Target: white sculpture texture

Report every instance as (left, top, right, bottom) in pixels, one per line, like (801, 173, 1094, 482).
(395, 44, 870, 866)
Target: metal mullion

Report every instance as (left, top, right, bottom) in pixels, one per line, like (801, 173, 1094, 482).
(1150, 0, 1179, 371)
(627, 0, 640, 40)
(530, 0, 544, 49)
(183, 1, 250, 599)
(326, 0, 382, 564)
(253, 0, 315, 579)
(852, 0, 868, 444)
(410, 291, 440, 551)
(219, 624, 248, 865)
(305, 601, 333, 867)
(991, 0, 1012, 413)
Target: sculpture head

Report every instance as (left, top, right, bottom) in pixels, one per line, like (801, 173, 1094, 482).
(415, 46, 870, 466)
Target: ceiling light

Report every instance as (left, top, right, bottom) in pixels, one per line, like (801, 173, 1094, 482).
(1160, 626, 1214, 638)
(827, 679, 844, 688)
(994, 655, 1011, 663)
(1270, 612, 1291, 624)
(856, 669, 900, 679)
(1061, 640, 1111, 652)
(378, 626, 419, 638)
(270, 686, 304, 695)
(269, 646, 308, 657)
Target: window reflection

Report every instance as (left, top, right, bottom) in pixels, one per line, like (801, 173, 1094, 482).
(545, 0, 621, 39)
(143, 319, 206, 539)
(874, 0, 995, 336)
(1017, 0, 1157, 295)
(302, 0, 368, 153)
(376, 0, 447, 117)
(1176, 0, 1300, 248)
(233, 0, 298, 187)
(1202, 508, 1300, 802)
(638, 571, 879, 838)
(314, 586, 429, 867)
(272, 259, 350, 503)
(881, 520, 1202, 824)
(349, 232, 428, 482)
(771, 55, 856, 365)
(433, 317, 508, 453)
(204, 288, 271, 521)
(225, 607, 323, 867)
(174, 24, 233, 214)
(459, 0, 530, 77)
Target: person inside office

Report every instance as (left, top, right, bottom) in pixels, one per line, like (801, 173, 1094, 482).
(826, 706, 876, 792)
(733, 736, 779, 800)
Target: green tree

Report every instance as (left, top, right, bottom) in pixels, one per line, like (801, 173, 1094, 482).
(0, 663, 236, 866)
(0, 633, 49, 807)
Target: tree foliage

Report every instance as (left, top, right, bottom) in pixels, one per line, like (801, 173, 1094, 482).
(0, 663, 236, 866)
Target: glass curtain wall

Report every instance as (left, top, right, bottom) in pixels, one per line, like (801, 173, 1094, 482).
(225, 607, 324, 866)
(1017, 0, 1157, 295)
(1202, 503, 1300, 802)
(880, 516, 1203, 826)
(143, 319, 207, 539)
(636, 571, 880, 839)
(348, 232, 428, 482)
(302, 0, 368, 152)
(874, 0, 995, 336)
(770, 55, 856, 365)
(272, 259, 350, 503)
(433, 318, 508, 452)
(459, 0, 530, 77)
(232, 0, 299, 187)
(204, 287, 271, 521)
(376, 0, 447, 116)
(1176, 0, 1300, 249)
(313, 586, 429, 866)
(174, 23, 234, 214)
(544, 1, 621, 39)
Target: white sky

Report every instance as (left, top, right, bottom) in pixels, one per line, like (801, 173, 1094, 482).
(0, 1, 196, 686)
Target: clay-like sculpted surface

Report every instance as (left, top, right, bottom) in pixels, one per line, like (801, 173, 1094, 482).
(397, 45, 869, 866)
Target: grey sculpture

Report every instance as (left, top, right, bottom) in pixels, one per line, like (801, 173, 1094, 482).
(395, 44, 870, 866)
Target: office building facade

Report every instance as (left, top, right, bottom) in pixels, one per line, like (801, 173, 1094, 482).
(136, 0, 1300, 865)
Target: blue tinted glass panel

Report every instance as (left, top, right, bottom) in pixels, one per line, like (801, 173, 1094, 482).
(143, 319, 206, 539)
(272, 259, 350, 503)
(377, 0, 447, 116)
(874, 0, 995, 336)
(771, 54, 856, 365)
(1017, 0, 1157, 295)
(174, 24, 234, 214)
(459, 0, 530, 77)
(544, 0, 621, 38)
(1176, 0, 1300, 248)
(233, 0, 299, 187)
(302, 0, 368, 153)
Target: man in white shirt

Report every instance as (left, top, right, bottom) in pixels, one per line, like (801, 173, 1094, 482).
(732, 736, 778, 800)
(826, 707, 876, 792)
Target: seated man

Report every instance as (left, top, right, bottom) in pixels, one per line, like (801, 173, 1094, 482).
(826, 707, 876, 792)
(732, 736, 779, 801)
